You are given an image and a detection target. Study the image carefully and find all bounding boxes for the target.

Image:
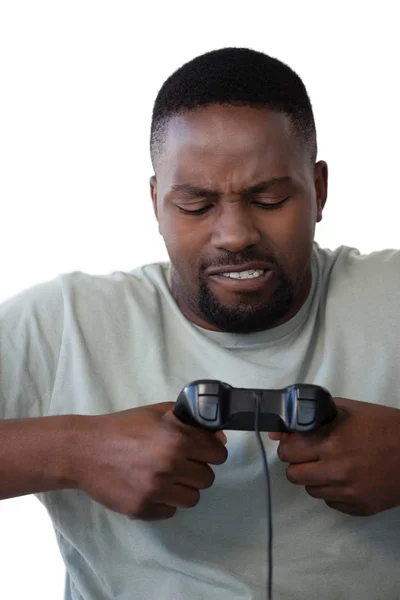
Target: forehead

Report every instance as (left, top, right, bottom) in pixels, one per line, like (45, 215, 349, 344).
(157, 105, 304, 188)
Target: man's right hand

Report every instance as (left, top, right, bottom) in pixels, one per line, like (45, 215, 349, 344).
(72, 403, 228, 520)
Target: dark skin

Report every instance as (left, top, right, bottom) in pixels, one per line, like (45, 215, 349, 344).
(151, 105, 326, 334)
(269, 399, 400, 516)
(151, 105, 400, 517)
(5, 105, 398, 522)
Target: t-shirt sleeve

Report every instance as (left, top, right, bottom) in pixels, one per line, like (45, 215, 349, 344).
(0, 278, 64, 419)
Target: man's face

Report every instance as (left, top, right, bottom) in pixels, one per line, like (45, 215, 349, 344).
(150, 105, 327, 333)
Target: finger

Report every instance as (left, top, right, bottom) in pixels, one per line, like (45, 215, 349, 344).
(305, 485, 343, 501)
(163, 410, 228, 464)
(331, 398, 355, 412)
(162, 408, 190, 427)
(277, 430, 325, 463)
(286, 458, 348, 487)
(268, 431, 294, 442)
(195, 440, 228, 465)
(163, 410, 226, 444)
(286, 461, 332, 486)
(179, 460, 215, 490)
(215, 430, 227, 445)
(128, 503, 177, 521)
(183, 429, 228, 465)
(156, 483, 201, 509)
(163, 410, 226, 443)
(149, 402, 176, 416)
(324, 501, 363, 516)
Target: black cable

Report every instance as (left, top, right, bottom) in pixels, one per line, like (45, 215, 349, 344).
(254, 391, 273, 600)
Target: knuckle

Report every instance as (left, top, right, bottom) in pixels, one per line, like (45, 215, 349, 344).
(336, 458, 353, 482)
(342, 483, 359, 501)
(321, 433, 336, 455)
(324, 458, 352, 486)
(144, 474, 163, 498)
(160, 425, 185, 451)
(157, 453, 179, 474)
(165, 429, 186, 451)
(155, 442, 184, 474)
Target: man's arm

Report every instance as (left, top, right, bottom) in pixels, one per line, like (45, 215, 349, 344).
(0, 279, 64, 421)
(0, 415, 79, 499)
(0, 404, 227, 520)
(0, 278, 227, 519)
(0, 279, 72, 498)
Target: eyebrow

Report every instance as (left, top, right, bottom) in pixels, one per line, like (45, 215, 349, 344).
(170, 177, 293, 199)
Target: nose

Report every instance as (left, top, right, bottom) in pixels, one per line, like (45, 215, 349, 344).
(211, 204, 261, 253)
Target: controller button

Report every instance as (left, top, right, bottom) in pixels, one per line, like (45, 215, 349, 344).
(198, 382, 220, 396)
(198, 396, 219, 421)
(297, 400, 317, 425)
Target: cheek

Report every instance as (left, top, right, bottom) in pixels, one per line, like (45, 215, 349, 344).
(265, 203, 316, 270)
(268, 206, 310, 243)
(160, 214, 204, 270)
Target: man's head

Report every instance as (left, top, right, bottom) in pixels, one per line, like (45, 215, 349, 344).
(150, 47, 327, 334)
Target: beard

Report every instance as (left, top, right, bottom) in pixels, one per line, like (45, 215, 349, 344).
(196, 271, 294, 333)
(172, 250, 299, 334)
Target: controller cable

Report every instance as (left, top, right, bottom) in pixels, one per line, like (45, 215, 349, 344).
(254, 391, 273, 600)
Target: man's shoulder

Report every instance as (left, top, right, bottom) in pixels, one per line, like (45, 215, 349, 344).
(315, 244, 400, 320)
(0, 277, 63, 326)
(316, 243, 400, 288)
(57, 261, 171, 305)
(0, 261, 172, 329)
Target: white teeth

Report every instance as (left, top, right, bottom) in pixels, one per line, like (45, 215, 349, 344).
(221, 269, 265, 279)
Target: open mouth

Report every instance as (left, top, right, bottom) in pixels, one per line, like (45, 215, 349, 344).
(218, 268, 266, 280)
(209, 269, 273, 291)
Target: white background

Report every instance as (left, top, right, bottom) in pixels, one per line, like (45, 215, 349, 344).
(0, 1, 399, 597)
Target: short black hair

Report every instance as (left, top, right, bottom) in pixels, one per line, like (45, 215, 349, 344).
(150, 47, 317, 169)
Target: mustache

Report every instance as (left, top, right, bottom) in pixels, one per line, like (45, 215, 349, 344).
(200, 250, 280, 271)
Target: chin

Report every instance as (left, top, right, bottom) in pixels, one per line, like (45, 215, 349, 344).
(199, 300, 292, 334)
(197, 277, 294, 332)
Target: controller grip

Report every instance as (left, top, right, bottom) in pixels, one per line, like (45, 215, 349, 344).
(173, 380, 230, 430)
(173, 393, 203, 427)
(173, 380, 337, 432)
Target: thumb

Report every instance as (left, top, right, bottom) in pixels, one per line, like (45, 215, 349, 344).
(163, 410, 228, 445)
(150, 402, 176, 416)
(331, 397, 354, 412)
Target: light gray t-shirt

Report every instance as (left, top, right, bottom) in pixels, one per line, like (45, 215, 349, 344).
(1, 243, 400, 599)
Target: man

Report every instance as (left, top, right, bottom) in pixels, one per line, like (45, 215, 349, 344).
(1, 47, 400, 599)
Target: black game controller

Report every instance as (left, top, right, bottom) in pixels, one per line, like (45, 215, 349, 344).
(173, 380, 337, 432)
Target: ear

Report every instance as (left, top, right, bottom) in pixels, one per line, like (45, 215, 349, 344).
(150, 175, 158, 220)
(314, 161, 328, 222)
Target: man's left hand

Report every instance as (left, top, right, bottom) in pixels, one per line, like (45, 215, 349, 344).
(269, 398, 400, 516)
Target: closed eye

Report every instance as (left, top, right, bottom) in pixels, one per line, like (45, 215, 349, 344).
(177, 196, 290, 215)
(253, 196, 290, 209)
(177, 205, 212, 215)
